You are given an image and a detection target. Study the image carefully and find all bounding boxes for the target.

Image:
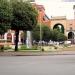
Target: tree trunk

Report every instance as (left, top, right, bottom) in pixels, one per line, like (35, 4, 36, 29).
(1, 34, 3, 39)
(15, 30, 19, 51)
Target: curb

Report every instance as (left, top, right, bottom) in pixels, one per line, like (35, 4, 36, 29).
(0, 51, 75, 56)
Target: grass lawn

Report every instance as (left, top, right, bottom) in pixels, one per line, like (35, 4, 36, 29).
(1, 44, 75, 52)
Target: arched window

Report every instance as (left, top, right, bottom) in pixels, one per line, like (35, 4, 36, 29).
(53, 23, 64, 33)
(68, 32, 74, 39)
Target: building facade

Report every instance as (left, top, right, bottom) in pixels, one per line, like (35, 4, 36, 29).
(36, 4, 75, 43)
(50, 16, 75, 43)
(33, 3, 50, 27)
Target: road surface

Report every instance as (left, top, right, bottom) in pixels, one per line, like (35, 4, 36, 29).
(0, 55, 75, 75)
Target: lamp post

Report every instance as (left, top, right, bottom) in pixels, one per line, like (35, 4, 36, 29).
(39, 12, 42, 50)
(40, 18, 42, 44)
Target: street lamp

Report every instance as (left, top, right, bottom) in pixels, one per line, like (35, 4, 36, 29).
(39, 12, 42, 50)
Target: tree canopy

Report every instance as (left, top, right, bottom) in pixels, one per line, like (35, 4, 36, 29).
(32, 24, 51, 42)
(11, 0, 37, 31)
(32, 25, 67, 42)
(0, 0, 13, 35)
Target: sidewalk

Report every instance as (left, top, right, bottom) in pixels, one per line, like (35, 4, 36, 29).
(0, 45, 75, 56)
(0, 51, 75, 56)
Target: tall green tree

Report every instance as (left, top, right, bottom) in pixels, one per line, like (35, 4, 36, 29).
(11, 0, 37, 51)
(57, 33, 67, 42)
(51, 29, 59, 41)
(32, 25, 41, 42)
(0, 24, 7, 38)
(42, 25, 51, 42)
(52, 29, 67, 42)
(0, 0, 13, 38)
(32, 25, 67, 43)
(32, 25, 51, 42)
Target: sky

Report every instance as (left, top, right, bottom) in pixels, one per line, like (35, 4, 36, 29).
(35, 0, 75, 19)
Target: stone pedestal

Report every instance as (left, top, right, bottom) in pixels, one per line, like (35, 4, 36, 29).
(26, 31, 32, 48)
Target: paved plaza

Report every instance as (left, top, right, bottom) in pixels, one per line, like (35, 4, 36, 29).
(0, 55, 75, 75)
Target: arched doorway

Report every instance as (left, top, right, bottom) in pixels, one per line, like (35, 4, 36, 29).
(7, 33, 12, 42)
(68, 32, 74, 39)
(68, 32, 75, 44)
(53, 23, 64, 33)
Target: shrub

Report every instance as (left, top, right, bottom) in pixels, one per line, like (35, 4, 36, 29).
(63, 44, 70, 48)
(19, 45, 38, 50)
(0, 45, 4, 52)
(53, 45, 58, 49)
(41, 48, 44, 52)
(4, 46, 12, 50)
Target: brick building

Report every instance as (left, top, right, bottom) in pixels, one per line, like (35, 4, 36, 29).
(0, 3, 75, 44)
(33, 3, 50, 27)
(50, 16, 75, 43)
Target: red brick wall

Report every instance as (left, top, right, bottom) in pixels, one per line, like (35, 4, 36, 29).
(33, 3, 51, 27)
